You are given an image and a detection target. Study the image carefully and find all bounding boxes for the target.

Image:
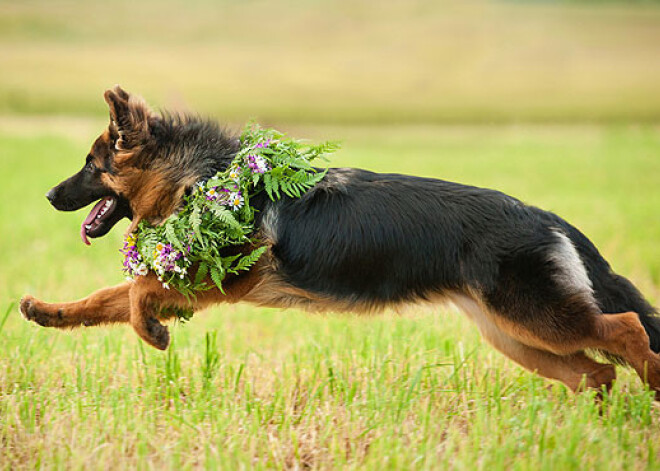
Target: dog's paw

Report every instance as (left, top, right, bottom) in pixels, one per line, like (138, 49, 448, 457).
(20, 296, 63, 327)
(19, 296, 34, 318)
(20, 295, 40, 321)
(146, 317, 170, 350)
(20, 296, 47, 326)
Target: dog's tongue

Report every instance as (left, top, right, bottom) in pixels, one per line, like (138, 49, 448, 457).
(80, 198, 110, 245)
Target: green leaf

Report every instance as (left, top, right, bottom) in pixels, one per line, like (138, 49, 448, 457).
(165, 222, 186, 252)
(194, 262, 209, 285)
(210, 206, 241, 230)
(191, 206, 202, 237)
(210, 265, 225, 292)
(264, 173, 275, 200)
(234, 246, 267, 272)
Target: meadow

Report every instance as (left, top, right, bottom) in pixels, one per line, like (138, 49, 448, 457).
(1, 120, 659, 470)
(3, 0, 660, 468)
(2, 0, 660, 123)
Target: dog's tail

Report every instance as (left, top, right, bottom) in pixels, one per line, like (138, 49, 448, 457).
(563, 223, 660, 354)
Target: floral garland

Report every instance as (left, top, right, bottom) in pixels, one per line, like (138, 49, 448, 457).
(121, 124, 338, 297)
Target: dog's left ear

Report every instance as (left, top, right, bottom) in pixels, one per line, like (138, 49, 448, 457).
(104, 85, 153, 151)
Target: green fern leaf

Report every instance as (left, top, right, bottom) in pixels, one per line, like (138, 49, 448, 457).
(194, 262, 209, 285)
(165, 222, 186, 252)
(233, 246, 267, 272)
(210, 265, 225, 292)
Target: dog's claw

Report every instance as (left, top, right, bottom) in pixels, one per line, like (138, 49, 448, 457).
(146, 317, 170, 350)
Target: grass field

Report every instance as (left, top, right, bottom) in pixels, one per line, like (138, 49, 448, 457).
(1, 120, 660, 469)
(3, 0, 660, 468)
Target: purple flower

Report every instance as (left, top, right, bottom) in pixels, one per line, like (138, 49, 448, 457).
(245, 154, 270, 174)
(121, 235, 146, 277)
(153, 242, 186, 275)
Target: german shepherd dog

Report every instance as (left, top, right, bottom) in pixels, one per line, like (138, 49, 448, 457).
(20, 86, 660, 396)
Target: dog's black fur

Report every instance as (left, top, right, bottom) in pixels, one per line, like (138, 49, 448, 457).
(251, 168, 660, 349)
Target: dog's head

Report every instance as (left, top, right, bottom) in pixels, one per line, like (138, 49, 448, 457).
(47, 85, 238, 245)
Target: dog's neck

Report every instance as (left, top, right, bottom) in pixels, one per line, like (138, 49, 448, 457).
(151, 114, 241, 184)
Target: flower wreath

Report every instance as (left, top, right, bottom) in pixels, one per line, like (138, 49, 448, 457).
(121, 124, 338, 298)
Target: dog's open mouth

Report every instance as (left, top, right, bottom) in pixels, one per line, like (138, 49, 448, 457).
(80, 196, 132, 245)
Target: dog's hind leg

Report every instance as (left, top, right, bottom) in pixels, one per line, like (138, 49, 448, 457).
(485, 306, 660, 396)
(586, 312, 660, 397)
(452, 294, 616, 392)
(483, 329, 615, 392)
(20, 283, 131, 328)
(478, 229, 660, 396)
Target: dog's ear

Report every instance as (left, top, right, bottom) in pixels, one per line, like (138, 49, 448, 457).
(104, 85, 153, 151)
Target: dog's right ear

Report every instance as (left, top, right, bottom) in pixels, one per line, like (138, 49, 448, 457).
(104, 85, 153, 151)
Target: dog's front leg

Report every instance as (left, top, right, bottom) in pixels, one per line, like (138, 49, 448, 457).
(127, 266, 263, 350)
(20, 278, 189, 350)
(20, 283, 131, 328)
(128, 274, 194, 350)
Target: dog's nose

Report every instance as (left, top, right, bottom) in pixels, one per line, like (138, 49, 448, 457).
(46, 188, 57, 203)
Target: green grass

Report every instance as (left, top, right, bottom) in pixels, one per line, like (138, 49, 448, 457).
(1, 120, 660, 469)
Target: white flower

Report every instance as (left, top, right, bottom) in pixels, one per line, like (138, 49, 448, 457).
(229, 166, 241, 182)
(255, 156, 269, 172)
(136, 264, 149, 276)
(228, 192, 244, 210)
(162, 282, 170, 290)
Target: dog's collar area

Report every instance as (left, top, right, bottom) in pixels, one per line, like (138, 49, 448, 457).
(121, 124, 335, 300)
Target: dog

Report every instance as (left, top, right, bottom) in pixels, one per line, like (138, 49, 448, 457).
(20, 86, 660, 396)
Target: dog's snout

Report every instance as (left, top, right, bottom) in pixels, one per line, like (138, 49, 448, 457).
(46, 188, 57, 204)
